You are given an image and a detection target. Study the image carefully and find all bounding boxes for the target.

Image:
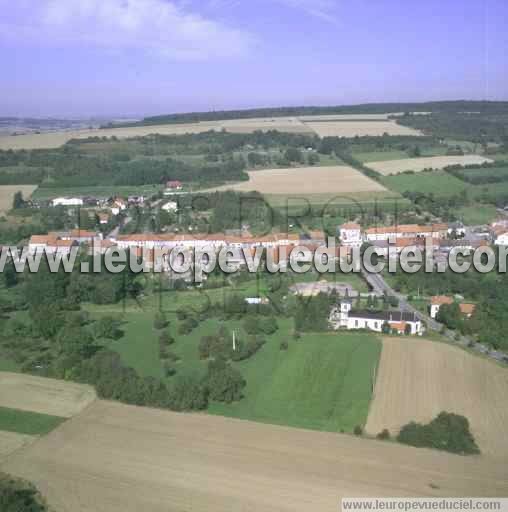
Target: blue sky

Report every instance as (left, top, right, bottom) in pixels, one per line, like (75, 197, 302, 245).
(0, 0, 507, 118)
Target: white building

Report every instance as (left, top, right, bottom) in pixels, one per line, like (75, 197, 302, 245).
(494, 231, 508, 246)
(52, 197, 83, 207)
(339, 222, 362, 247)
(329, 300, 423, 335)
(161, 201, 178, 212)
(110, 198, 128, 216)
(429, 296, 476, 319)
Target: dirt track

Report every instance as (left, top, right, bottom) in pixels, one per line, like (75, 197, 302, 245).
(2, 399, 508, 512)
(366, 338, 508, 457)
(0, 373, 96, 418)
(205, 165, 388, 195)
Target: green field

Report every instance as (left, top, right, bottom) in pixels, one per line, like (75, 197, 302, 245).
(209, 329, 381, 432)
(382, 170, 468, 197)
(456, 204, 497, 225)
(0, 406, 66, 435)
(353, 146, 448, 163)
(86, 281, 380, 433)
(353, 150, 409, 162)
(265, 190, 402, 208)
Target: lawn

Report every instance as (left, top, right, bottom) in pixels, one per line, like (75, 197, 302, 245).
(382, 170, 468, 197)
(0, 406, 66, 435)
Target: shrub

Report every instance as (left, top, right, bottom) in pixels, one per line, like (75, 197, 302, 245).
(153, 311, 167, 330)
(279, 341, 289, 351)
(205, 358, 246, 403)
(163, 362, 177, 377)
(353, 425, 363, 436)
(159, 330, 174, 346)
(376, 429, 391, 440)
(397, 412, 480, 455)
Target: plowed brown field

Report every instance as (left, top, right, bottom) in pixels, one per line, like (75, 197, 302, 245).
(366, 338, 508, 457)
(2, 400, 507, 512)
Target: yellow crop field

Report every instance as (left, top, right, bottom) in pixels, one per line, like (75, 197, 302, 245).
(304, 120, 422, 137)
(0, 373, 96, 418)
(204, 165, 390, 196)
(367, 155, 493, 175)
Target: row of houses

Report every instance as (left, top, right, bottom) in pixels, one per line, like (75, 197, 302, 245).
(28, 229, 104, 255)
(339, 222, 450, 248)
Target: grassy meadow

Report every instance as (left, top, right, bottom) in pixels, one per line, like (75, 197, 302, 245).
(0, 406, 66, 436)
(84, 276, 380, 433)
(382, 170, 468, 196)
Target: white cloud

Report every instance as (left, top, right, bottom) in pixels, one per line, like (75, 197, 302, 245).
(0, 0, 254, 60)
(276, 0, 339, 24)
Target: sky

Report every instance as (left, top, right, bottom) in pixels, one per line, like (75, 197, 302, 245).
(0, 0, 507, 118)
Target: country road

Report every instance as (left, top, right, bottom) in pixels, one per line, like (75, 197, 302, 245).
(361, 269, 508, 365)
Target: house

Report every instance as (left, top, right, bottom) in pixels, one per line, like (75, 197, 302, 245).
(128, 195, 145, 205)
(166, 180, 182, 190)
(28, 235, 55, 254)
(429, 296, 476, 319)
(28, 235, 78, 255)
(329, 300, 423, 335)
(244, 297, 270, 305)
(52, 197, 83, 207)
(339, 222, 362, 247)
(302, 230, 326, 244)
(60, 229, 102, 244)
(290, 281, 358, 298)
(365, 223, 448, 242)
(448, 222, 466, 238)
(429, 295, 453, 318)
(494, 231, 508, 246)
(459, 303, 476, 318)
(161, 201, 178, 212)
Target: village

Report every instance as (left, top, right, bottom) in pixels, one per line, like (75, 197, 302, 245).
(22, 189, 508, 341)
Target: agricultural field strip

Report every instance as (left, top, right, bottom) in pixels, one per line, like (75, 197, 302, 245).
(202, 165, 389, 195)
(366, 155, 493, 175)
(0, 117, 311, 150)
(0, 372, 96, 418)
(304, 121, 422, 138)
(0, 185, 37, 212)
(0, 431, 35, 460)
(0, 114, 429, 150)
(366, 337, 508, 457)
(2, 399, 508, 512)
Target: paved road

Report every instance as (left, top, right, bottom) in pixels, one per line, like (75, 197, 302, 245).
(361, 269, 508, 364)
